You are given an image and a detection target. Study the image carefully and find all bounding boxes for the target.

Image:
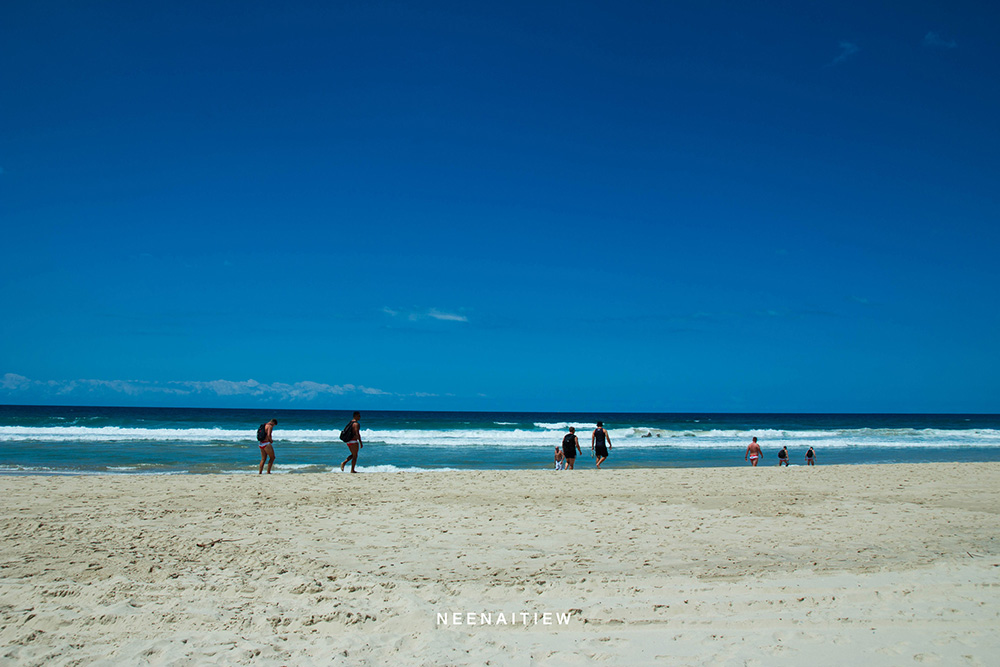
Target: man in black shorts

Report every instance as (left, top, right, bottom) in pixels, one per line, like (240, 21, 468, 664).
(562, 427, 582, 469)
(592, 421, 611, 469)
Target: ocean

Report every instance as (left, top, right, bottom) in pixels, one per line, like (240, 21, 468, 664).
(1, 405, 999, 475)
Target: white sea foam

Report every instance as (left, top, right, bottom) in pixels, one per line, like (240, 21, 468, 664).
(339, 465, 462, 473)
(1, 425, 997, 449)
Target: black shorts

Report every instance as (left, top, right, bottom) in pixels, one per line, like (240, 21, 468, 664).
(563, 448, 576, 460)
(595, 444, 608, 458)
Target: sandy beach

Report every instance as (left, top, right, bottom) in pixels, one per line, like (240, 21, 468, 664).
(1, 463, 998, 665)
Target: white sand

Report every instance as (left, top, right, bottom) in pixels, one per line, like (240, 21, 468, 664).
(1, 463, 998, 665)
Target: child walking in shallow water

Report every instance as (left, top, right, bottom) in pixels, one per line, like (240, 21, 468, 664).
(554, 447, 565, 470)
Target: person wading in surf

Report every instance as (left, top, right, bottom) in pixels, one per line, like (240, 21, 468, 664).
(591, 421, 612, 469)
(257, 419, 278, 474)
(340, 412, 363, 473)
(745, 436, 762, 467)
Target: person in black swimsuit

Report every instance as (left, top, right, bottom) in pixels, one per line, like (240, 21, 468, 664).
(562, 427, 582, 469)
(591, 421, 611, 469)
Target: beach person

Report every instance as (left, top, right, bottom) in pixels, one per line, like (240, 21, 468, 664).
(562, 427, 582, 469)
(554, 447, 565, 471)
(778, 445, 789, 467)
(806, 446, 816, 466)
(257, 419, 278, 474)
(340, 412, 363, 473)
(592, 421, 611, 468)
(745, 436, 762, 466)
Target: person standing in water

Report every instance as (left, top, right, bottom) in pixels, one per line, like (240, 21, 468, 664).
(745, 436, 762, 466)
(257, 419, 278, 474)
(592, 421, 611, 468)
(805, 446, 816, 466)
(340, 412, 363, 473)
(778, 445, 789, 466)
(562, 426, 582, 469)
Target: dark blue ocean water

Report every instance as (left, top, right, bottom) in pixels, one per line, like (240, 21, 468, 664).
(1, 405, 999, 474)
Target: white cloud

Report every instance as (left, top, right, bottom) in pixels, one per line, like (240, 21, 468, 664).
(428, 309, 468, 322)
(1, 374, 391, 402)
(923, 32, 957, 49)
(830, 41, 860, 65)
(383, 307, 468, 323)
(1, 373, 32, 390)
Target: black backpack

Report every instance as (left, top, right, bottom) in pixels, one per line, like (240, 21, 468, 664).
(339, 420, 356, 442)
(256, 423, 268, 443)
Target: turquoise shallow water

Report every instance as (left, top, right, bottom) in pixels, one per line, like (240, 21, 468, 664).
(1, 405, 999, 474)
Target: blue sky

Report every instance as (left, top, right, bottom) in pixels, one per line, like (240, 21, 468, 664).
(2, 1, 998, 412)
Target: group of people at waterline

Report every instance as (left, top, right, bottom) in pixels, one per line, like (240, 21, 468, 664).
(256, 415, 815, 474)
(745, 436, 817, 466)
(256, 411, 364, 474)
(554, 422, 612, 470)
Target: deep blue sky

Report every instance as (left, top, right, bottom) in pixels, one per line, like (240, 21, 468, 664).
(2, 1, 998, 412)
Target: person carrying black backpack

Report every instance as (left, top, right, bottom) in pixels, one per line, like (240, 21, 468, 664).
(257, 419, 278, 474)
(339, 411, 363, 473)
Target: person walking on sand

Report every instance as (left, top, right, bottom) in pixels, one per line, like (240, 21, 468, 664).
(745, 436, 762, 466)
(805, 446, 816, 466)
(778, 445, 789, 467)
(340, 411, 363, 473)
(562, 426, 582, 470)
(592, 421, 611, 468)
(257, 419, 278, 474)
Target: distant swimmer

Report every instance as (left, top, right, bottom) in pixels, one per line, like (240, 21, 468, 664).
(339, 411, 363, 473)
(592, 421, 612, 469)
(257, 419, 278, 474)
(745, 436, 761, 467)
(778, 445, 789, 467)
(554, 447, 565, 471)
(806, 446, 816, 466)
(642, 431, 652, 438)
(562, 427, 582, 470)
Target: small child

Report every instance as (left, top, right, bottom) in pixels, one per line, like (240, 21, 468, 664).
(554, 447, 565, 471)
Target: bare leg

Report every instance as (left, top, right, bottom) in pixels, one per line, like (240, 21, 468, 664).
(342, 442, 360, 473)
(261, 444, 275, 474)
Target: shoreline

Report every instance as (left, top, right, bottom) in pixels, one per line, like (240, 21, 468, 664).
(4, 455, 1000, 476)
(2, 463, 998, 664)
